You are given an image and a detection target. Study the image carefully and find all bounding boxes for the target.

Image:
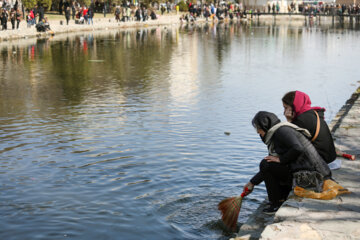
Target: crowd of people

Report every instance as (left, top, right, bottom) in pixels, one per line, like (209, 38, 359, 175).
(1, 7, 21, 30)
(0, 0, 165, 31)
(181, 2, 266, 23)
(297, 3, 360, 16)
(68, 3, 95, 25)
(1, 0, 22, 30)
(180, 1, 360, 23)
(114, 4, 158, 22)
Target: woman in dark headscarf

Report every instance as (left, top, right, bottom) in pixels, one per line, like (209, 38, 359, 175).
(244, 111, 331, 214)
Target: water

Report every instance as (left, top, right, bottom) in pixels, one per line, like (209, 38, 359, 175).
(0, 21, 359, 240)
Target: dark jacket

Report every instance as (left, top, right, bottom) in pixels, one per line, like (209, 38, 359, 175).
(251, 113, 331, 185)
(88, 8, 94, 18)
(292, 109, 336, 164)
(38, 6, 44, 20)
(65, 9, 70, 18)
(274, 126, 331, 177)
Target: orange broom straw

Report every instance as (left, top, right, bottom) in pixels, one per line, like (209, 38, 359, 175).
(218, 187, 250, 231)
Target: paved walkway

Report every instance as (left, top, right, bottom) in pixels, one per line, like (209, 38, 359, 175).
(236, 87, 360, 240)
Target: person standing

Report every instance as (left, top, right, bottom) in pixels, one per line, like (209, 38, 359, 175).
(29, 8, 35, 25)
(16, 8, 21, 29)
(167, 2, 171, 13)
(103, 2, 107, 17)
(142, 6, 147, 21)
(33, 5, 37, 24)
(2, 8, 8, 30)
(14, 0, 18, 10)
(135, 7, 140, 21)
(71, 2, 76, 20)
(126, 6, 131, 21)
(59, 0, 63, 15)
(87, 7, 93, 25)
(0, 9, 3, 30)
(38, 4, 44, 22)
(65, 6, 70, 25)
(115, 6, 120, 22)
(10, 8, 15, 29)
(83, 6, 88, 23)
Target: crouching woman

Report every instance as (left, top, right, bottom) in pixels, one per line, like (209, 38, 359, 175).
(244, 111, 331, 214)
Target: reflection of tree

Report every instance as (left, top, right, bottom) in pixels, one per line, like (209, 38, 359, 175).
(214, 22, 232, 67)
(0, 46, 32, 118)
(46, 28, 174, 104)
(49, 36, 92, 104)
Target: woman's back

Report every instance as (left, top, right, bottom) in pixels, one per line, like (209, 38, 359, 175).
(292, 109, 336, 164)
(272, 125, 332, 179)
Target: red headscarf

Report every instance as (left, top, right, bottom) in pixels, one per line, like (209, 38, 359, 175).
(293, 91, 325, 117)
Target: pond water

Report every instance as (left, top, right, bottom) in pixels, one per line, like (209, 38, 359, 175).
(0, 21, 359, 240)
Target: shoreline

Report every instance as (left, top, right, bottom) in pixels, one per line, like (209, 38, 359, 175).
(0, 14, 183, 42)
(235, 86, 360, 240)
(0, 13, 356, 43)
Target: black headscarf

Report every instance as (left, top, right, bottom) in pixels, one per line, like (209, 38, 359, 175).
(252, 111, 281, 133)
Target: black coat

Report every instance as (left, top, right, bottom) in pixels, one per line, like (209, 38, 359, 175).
(251, 125, 331, 185)
(38, 6, 44, 19)
(292, 110, 336, 164)
(65, 9, 70, 18)
(1, 11, 8, 22)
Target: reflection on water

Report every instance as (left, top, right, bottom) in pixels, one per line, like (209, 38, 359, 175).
(0, 21, 359, 239)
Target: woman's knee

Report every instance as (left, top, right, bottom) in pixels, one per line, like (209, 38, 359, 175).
(259, 159, 270, 172)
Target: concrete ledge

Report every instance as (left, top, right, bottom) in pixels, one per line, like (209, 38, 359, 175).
(260, 159, 360, 239)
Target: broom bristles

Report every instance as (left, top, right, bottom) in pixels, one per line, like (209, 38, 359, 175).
(218, 196, 243, 231)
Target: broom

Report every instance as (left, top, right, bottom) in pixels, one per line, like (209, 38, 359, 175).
(218, 187, 250, 231)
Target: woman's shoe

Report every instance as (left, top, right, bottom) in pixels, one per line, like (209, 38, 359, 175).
(265, 199, 285, 206)
(262, 204, 280, 215)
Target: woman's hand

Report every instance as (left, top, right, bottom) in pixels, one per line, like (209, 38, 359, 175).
(284, 107, 294, 122)
(243, 182, 254, 194)
(265, 155, 280, 163)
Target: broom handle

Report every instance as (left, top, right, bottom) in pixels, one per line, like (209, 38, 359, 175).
(342, 153, 355, 160)
(240, 187, 250, 198)
(337, 148, 355, 160)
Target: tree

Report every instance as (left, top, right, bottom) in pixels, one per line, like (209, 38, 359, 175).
(22, 0, 52, 10)
(177, 0, 188, 11)
(38, 0, 53, 10)
(22, 0, 37, 9)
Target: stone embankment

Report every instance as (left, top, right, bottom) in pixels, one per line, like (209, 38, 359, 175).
(236, 87, 360, 240)
(0, 14, 183, 41)
(0, 13, 334, 42)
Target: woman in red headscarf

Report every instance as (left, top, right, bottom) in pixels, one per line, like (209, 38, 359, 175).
(282, 91, 337, 164)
